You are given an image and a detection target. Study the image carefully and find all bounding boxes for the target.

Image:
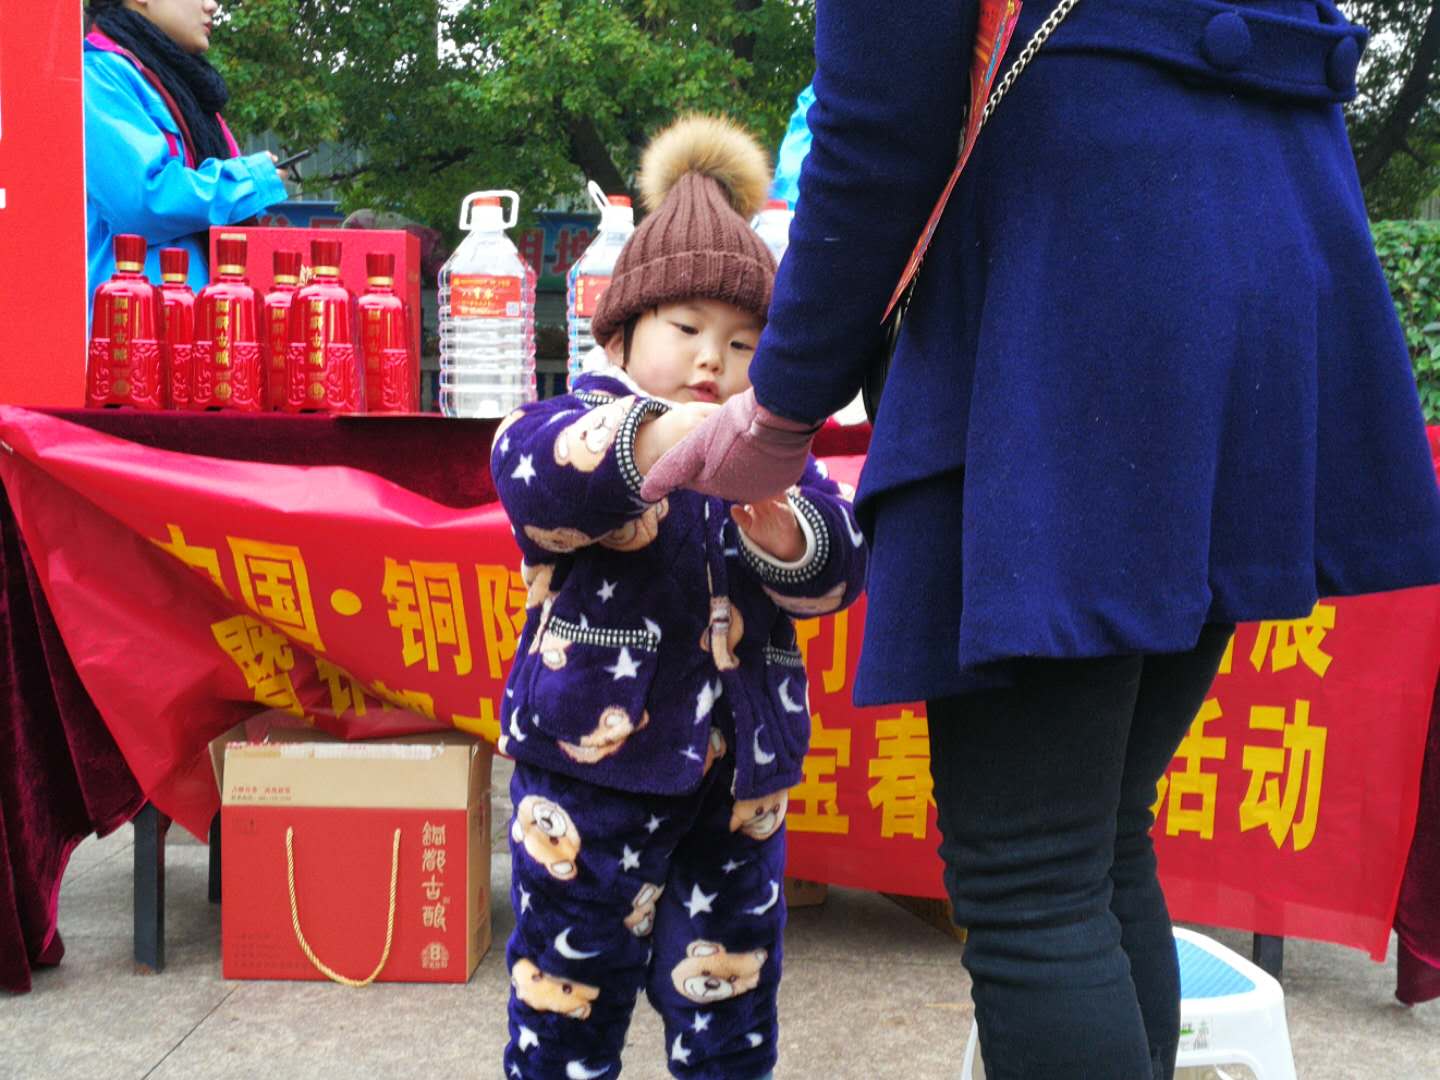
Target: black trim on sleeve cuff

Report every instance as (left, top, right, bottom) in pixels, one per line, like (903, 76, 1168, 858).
(617, 397, 671, 499)
(739, 491, 830, 586)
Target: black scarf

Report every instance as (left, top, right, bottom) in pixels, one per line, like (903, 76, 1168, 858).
(93, 7, 232, 165)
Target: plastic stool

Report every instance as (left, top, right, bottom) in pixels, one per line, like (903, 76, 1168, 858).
(958, 928, 1297, 1079)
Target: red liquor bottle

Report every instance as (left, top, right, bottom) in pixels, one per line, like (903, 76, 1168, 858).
(263, 250, 302, 410)
(284, 238, 362, 413)
(86, 234, 164, 409)
(192, 233, 263, 411)
(358, 252, 416, 413)
(158, 248, 196, 410)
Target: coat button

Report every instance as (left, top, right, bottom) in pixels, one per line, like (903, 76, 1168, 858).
(1326, 36, 1360, 93)
(1201, 11, 1252, 70)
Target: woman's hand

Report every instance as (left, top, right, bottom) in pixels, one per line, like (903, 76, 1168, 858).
(267, 152, 292, 183)
(633, 402, 721, 477)
(638, 387, 820, 504)
(732, 497, 806, 563)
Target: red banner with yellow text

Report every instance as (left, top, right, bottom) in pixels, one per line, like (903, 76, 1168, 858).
(783, 583, 1440, 960)
(0, 406, 1436, 959)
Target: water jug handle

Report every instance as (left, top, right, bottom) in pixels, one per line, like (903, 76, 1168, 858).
(587, 180, 610, 216)
(459, 190, 520, 231)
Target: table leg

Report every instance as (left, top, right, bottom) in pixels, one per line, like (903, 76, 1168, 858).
(133, 803, 170, 974)
(1252, 933, 1284, 980)
(207, 811, 222, 904)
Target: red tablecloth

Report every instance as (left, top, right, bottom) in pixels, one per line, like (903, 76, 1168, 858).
(0, 409, 1434, 1002)
(0, 409, 867, 993)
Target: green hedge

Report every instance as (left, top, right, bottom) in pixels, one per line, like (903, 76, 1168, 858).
(1372, 220, 1440, 422)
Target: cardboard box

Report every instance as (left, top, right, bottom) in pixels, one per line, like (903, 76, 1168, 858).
(209, 713, 463, 790)
(207, 226, 423, 374)
(883, 892, 968, 945)
(783, 877, 830, 909)
(222, 737, 491, 983)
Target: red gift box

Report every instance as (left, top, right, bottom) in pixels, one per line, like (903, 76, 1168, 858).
(221, 737, 491, 983)
(208, 227, 422, 408)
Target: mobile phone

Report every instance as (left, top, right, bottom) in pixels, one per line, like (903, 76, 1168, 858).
(275, 148, 314, 170)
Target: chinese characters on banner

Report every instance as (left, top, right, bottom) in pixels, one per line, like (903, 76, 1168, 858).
(784, 587, 1440, 960)
(1149, 595, 1439, 959)
(197, 531, 530, 745)
(0, 407, 1437, 959)
(784, 608, 944, 898)
(1153, 609, 1335, 849)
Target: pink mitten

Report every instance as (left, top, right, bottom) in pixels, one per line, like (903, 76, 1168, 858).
(639, 388, 820, 503)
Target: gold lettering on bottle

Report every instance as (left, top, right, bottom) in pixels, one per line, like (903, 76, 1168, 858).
(308, 300, 326, 367)
(271, 309, 288, 369)
(215, 298, 232, 368)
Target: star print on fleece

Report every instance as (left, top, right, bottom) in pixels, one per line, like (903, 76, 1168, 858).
(605, 647, 641, 680)
(488, 371, 868, 802)
(504, 746, 786, 1080)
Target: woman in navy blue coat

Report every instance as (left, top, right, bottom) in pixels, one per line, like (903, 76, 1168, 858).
(654, 0, 1440, 1075)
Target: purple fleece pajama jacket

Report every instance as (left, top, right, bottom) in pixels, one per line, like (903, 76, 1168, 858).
(491, 369, 868, 1080)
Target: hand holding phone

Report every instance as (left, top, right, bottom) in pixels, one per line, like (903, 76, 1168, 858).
(275, 148, 314, 170)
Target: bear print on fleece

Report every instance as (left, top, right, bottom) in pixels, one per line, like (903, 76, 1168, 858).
(511, 795, 582, 881)
(671, 941, 768, 1004)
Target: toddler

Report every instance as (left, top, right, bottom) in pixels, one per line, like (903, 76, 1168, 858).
(492, 114, 868, 1080)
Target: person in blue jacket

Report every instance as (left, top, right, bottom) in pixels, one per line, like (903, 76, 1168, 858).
(643, 1, 1440, 1077)
(769, 83, 813, 209)
(82, 0, 287, 309)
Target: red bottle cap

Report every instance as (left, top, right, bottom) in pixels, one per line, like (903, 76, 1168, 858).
(365, 252, 395, 284)
(159, 247, 188, 283)
(216, 232, 248, 276)
(609, 195, 633, 207)
(273, 249, 303, 285)
(113, 234, 147, 274)
(766, 199, 790, 211)
(310, 239, 342, 278)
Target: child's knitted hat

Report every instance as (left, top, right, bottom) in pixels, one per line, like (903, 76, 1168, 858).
(591, 114, 776, 347)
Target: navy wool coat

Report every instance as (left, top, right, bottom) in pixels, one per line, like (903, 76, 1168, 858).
(750, 0, 1440, 705)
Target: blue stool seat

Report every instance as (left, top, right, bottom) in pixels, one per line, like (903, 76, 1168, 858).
(1177, 934, 1256, 998)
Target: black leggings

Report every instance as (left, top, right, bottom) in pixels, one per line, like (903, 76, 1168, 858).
(928, 624, 1234, 1080)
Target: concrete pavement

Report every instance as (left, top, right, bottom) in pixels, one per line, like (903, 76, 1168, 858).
(3, 757, 1436, 1079)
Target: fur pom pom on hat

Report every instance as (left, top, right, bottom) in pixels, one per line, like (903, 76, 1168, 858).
(591, 114, 776, 347)
(638, 114, 772, 219)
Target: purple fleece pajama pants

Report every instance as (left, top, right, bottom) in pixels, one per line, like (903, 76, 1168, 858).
(504, 708, 787, 1080)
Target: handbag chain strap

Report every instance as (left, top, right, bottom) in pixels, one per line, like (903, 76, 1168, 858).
(981, 0, 1083, 128)
(882, 0, 1084, 322)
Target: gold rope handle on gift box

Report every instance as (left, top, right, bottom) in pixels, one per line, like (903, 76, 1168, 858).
(285, 826, 401, 988)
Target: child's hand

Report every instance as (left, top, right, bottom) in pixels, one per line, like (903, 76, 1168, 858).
(635, 402, 721, 476)
(731, 497, 806, 563)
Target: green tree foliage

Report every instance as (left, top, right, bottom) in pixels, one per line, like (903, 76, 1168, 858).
(211, 0, 346, 158)
(211, 0, 814, 235)
(1345, 0, 1440, 218)
(1374, 221, 1440, 420)
(213, 1, 1439, 228)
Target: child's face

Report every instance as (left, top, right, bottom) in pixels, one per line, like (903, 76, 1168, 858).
(605, 299, 762, 405)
